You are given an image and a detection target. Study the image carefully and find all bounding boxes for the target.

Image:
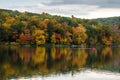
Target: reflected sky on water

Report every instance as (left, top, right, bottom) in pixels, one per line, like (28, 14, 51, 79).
(11, 70, 120, 80)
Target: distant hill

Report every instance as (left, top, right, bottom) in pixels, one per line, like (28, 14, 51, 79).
(0, 9, 120, 45)
(0, 9, 120, 26)
(93, 17, 120, 25)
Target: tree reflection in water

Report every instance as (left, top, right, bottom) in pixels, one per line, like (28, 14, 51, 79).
(0, 46, 120, 80)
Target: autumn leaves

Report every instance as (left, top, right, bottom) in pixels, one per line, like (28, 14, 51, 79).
(0, 10, 120, 46)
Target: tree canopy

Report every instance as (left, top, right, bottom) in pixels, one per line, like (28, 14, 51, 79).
(0, 9, 120, 46)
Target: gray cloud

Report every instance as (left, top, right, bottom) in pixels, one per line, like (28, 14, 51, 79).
(4, 3, 98, 18)
(47, 0, 120, 8)
(2, 0, 120, 19)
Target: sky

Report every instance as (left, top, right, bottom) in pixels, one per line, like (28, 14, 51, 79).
(0, 0, 120, 19)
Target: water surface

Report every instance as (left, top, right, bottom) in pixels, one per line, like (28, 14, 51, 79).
(0, 46, 120, 80)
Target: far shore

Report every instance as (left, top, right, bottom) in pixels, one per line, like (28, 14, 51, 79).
(0, 42, 120, 48)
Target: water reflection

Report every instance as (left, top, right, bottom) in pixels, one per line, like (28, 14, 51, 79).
(0, 46, 120, 80)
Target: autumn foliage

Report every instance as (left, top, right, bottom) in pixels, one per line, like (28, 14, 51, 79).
(0, 9, 120, 46)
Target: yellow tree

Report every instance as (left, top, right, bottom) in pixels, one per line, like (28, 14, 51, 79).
(50, 32, 56, 43)
(60, 31, 72, 44)
(102, 36, 113, 45)
(98, 23, 113, 45)
(72, 24, 88, 44)
(60, 37, 67, 44)
(37, 19, 49, 30)
(32, 29, 46, 45)
(2, 17, 15, 29)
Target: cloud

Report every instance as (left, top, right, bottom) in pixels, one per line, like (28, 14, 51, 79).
(1, 1, 120, 19)
(47, 0, 120, 8)
(3, 3, 99, 18)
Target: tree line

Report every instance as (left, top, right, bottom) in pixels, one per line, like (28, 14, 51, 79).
(0, 9, 120, 46)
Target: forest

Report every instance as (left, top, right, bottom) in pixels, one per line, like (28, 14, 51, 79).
(0, 9, 120, 46)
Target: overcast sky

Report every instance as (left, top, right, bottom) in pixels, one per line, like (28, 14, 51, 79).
(0, 0, 120, 19)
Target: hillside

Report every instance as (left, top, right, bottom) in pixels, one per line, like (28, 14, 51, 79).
(0, 9, 120, 46)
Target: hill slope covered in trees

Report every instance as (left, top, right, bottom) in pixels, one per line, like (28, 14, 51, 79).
(0, 9, 120, 46)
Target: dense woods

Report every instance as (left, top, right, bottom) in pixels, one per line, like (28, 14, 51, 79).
(0, 9, 120, 46)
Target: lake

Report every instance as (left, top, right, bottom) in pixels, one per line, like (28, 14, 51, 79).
(0, 45, 120, 80)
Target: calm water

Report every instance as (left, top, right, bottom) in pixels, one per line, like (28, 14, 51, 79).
(0, 46, 120, 80)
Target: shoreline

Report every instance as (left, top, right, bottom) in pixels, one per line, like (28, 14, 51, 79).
(0, 42, 120, 48)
